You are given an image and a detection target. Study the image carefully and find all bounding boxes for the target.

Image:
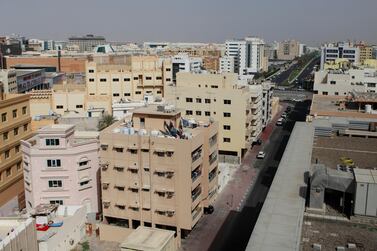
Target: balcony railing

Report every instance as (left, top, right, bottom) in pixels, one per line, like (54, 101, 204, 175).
(192, 207, 201, 221)
(209, 153, 217, 165)
(191, 169, 202, 182)
(209, 170, 217, 182)
(191, 186, 202, 202)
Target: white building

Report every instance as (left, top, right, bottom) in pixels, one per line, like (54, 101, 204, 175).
(225, 37, 266, 75)
(0, 217, 38, 251)
(299, 44, 307, 57)
(219, 56, 235, 73)
(172, 53, 202, 81)
(320, 42, 360, 70)
(314, 68, 377, 96)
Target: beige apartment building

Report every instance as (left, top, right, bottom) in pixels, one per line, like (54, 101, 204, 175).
(86, 55, 172, 103)
(99, 105, 218, 245)
(357, 44, 373, 64)
(0, 90, 32, 215)
(277, 40, 300, 61)
(165, 72, 263, 159)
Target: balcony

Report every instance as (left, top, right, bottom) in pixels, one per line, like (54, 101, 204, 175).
(191, 167, 202, 182)
(191, 186, 202, 202)
(208, 169, 217, 182)
(192, 206, 201, 221)
(209, 153, 217, 166)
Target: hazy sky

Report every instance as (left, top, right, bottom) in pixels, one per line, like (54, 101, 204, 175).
(1, 0, 376, 45)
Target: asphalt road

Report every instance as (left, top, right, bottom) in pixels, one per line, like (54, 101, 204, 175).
(207, 100, 311, 251)
(272, 63, 297, 85)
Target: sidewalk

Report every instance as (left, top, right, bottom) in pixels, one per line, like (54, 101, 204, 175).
(181, 106, 286, 251)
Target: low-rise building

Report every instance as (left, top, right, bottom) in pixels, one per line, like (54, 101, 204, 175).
(0, 217, 38, 251)
(16, 69, 45, 93)
(21, 125, 100, 219)
(99, 105, 218, 245)
(166, 72, 263, 159)
(0, 92, 32, 216)
(314, 68, 377, 96)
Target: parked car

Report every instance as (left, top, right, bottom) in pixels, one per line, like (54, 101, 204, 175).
(276, 118, 284, 126)
(204, 205, 215, 214)
(281, 113, 287, 119)
(257, 151, 266, 159)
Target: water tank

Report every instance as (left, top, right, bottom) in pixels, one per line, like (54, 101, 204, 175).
(112, 128, 121, 133)
(122, 127, 129, 135)
(365, 104, 372, 114)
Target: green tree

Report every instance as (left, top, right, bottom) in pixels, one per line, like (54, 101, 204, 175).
(98, 113, 117, 131)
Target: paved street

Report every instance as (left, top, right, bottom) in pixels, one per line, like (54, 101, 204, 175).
(180, 100, 311, 251)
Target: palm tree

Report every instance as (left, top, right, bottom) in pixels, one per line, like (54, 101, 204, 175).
(98, 113, 117, 131)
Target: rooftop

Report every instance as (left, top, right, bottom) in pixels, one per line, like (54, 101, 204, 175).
(120, 226, 175, 251)
(132, 105, 181, 117)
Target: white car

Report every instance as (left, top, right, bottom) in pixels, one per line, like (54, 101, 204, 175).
(257, 151, 266, 159)
(276, 118, 284, 126)
(281, 113, 287, 119)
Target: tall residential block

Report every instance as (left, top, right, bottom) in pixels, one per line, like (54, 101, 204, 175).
(99, 105, 218, 244)
(86, 55, 172, 107)
(0, 92, 32, 216)
(21, 125, 100, 219)
(320, 42, 360, 70)
(277, 40, 300, 60)
(166, 72, 263, 159)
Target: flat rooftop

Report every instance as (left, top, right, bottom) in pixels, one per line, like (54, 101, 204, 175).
(38, 124, 74, 132)
(246, 122, 314, 251)
(310, 95, 377, 119)
(120, 226, 174, 250)
(132, 105, 181, 117)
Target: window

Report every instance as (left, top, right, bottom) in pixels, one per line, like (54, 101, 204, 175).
(50, 200, 63, 205)
(46, 139, 60, 146)
(76, 105, 83, 108)
(224, 99, 231, 105)
(113, 93, 120, 97)
(133, 77, 138, 80)
(156, 76, 162, 80)
(16, 162, 21, 170)
(114, 147, 124, 153)
(56, 105, 63, 109)
(5, 150, 10, 159)
(23, 124, 28, 132)
(12, 109, 17, 118)
(186, 98, 193, 103)
(22, 106, 27, 115)
(211, 85, 218, 89)
(80, 180, 90, 186)
(79, 160, 89, 166)
(166, 78, 171, 81)
(14, 127, 18, 136)
(166, 68, 171, 72)
(196, 111, 202, 116)
(146, 76, 152, 80)
(334, 92, 339, 95)
(157, 91, 162, 94)
(322, 91, 328, 95)
(6, 168, 11, 176)
(3, 132, 8, 141)
(124, 93, 131, 96)
(48, 180, 62, 188)
(88, 69, 94, 73)
(112, 78, 119, 82)
(135, 91, 142, 95)
(196, 98, 202, 103)
(205, 99, 211, 104)
(47, 159, 61, 167)
(1, 113, 6, 122)
(330, 81, 336, 85)
(223, 125, 231, 130)
(89, 78, 95, 82)
(124, 78, 130, 81)
(186, 110, 193, 115)
(100, 78, 107, 82)
(223, 138, 231, 143)
(205, 111, 211, 116)
(224, 112, 231, 117)
(15, 145, 20, 153)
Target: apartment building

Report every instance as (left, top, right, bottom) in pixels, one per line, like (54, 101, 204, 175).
(219, 56, 235, 73)
(314, 68, 377, 95)
(68, 34, 106, 52)
(99, 105, 218, 244)
(320, 42, 360, 70)
(86, 55, 172, 104)
(21, 124, 100, 218)
(277, 40, 300, 61)
(262, 82, 274, 128)
(0, 92, 32, 216)
(356, 43, 373, 64)
(225, 37, 267, 75)
(16, 69, 45, 93)
(166, 72, 263, 159)
(171, 53, 202, 82)
(0, 69, 17, 93)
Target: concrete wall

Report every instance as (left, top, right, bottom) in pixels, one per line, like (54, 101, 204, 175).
(99, 223, 132, 243)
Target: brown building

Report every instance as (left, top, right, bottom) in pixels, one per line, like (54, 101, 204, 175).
(277, 40, 300, 61)
(0, 91, 32, 215)
(99, 105, 218, 245)
(5, 55, 87, 73)
(203, 56, 220, 73)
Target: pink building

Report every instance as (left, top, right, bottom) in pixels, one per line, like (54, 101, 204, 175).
(21, 124, 100, 219)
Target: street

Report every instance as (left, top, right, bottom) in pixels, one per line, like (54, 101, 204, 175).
(180, 100, 311, 251)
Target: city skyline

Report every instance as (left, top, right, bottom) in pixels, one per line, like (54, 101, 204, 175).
(1, 0, 376, 45)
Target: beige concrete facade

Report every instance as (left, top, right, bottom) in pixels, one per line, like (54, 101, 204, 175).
(277, 40, 300, 61)
(86, 55, 172, 103)
(0, 70, 17, 93)
(357, 44, 373, 64)
(0, 93, 32, 215)
(0, 217, 38, 251)
(165, 72, 263, 158)
(99, 105, 219, 245)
